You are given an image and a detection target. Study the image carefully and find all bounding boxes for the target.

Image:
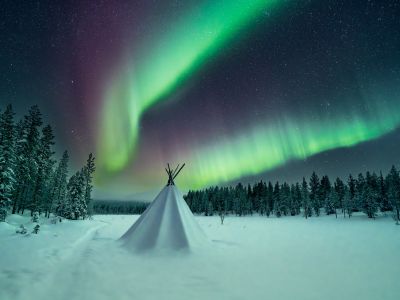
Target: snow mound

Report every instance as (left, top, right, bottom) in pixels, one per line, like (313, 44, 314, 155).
(120, 185, 207, 252)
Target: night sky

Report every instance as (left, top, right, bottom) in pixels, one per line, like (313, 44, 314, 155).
(1, 0, 400, 199)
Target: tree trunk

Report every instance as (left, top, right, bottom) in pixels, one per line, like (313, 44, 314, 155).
(12, 200, 17, 214)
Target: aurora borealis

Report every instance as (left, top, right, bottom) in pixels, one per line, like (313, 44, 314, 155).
(99, 0, 282, 172)
(1, 0, 400, 199)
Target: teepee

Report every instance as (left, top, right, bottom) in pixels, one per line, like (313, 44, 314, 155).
(120, 164, 207, 252)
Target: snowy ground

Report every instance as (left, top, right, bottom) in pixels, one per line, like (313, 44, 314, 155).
(1, 213, 399, 300)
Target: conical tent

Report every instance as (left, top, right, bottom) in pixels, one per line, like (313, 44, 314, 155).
(120, 164, 207, 252)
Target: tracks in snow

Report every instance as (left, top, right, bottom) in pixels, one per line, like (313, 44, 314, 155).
(16, 222, 109, 300)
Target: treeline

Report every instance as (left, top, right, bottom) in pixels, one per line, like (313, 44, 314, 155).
(0, 104, 96, 222)
(184, 167, 400, 223)
(92, 200, 149, 215)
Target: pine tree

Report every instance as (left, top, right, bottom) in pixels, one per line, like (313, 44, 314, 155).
(378, 171, 391, 212)
(82, 153, 95, 217)
(273, 182, 281, 217)
(266, 181, 274, 217)
(13, 106, 43, 215)
(11, 119, 25, 214)
(320, 175, 332, 214)
(0, 105, 16, 221)
(343, 186, 354, 218)
(290, 183, 302, 216)
(50, 151, 69, 217)
(217, 187, 227, 224)
(31, 125, 55, 214)
(386, 166, 400, 224)
(301, 177, 312, 218)
(355, 173, 365, 213)
(309, 172, 320, 216)
(327, 190, 340, 218)
(347, 174, 356, 215)
(334, 177, 345, 213)
(363, 172, 379, 218)
(280, 183, 291, 216)
(200, 192, 208, 215)
(207, 201, 214, 216)
(64, 170, 87, 220)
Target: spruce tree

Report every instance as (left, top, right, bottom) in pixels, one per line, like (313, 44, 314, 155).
(309, 172, 320, 216)
(363, 172, 379, 218)
(378, 171, 391, 212)
(290, 183, 302, 216)
(217, 187, 227, 224)
(65, 170, 86, 220)
(0, 105, 16, 221)
(82, 153, 95, 217)
(327, 190, 340, 218)
(355, 173, 366, 213)
(334, 177, 345, 213)
(320, 175, 332, 214)
(347, 174, 356, 215)
(301, 177, 312, 218)
(31, 125, 55, 214)
(13, 106, 43, 215)
(273, 182, 281, 217)
(343, 186, 354, 218)
(386, 166, 400, 224)
(281, 183, 291, 216)
(11, 119, 26, 213)
(51, 151, 69, 217)
(266, 181, 274, 217)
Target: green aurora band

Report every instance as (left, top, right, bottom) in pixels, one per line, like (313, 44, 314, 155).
(174, 97, 400, 188)
(98, 0, 282, 173)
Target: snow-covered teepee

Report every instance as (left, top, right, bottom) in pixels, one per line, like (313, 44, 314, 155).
(120, 164, 207, 252)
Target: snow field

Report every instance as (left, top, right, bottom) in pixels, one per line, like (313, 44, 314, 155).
(1, 213, 399, 300)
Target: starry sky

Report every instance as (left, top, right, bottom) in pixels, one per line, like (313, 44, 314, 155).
(1, 0, 400, 199)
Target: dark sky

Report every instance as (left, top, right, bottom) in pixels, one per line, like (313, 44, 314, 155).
(1, 0, 400, 198)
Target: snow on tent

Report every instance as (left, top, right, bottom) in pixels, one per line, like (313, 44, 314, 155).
(120, 164, 207, 252)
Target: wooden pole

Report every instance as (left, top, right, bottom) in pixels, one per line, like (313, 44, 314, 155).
(172, 164, 180, 178)
(173, 163, 185, 180)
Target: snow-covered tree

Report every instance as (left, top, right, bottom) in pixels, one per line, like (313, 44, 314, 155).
(320, 175, 332, 215)
(354, 173, 365, 212)
(290, 183, 302, 216)
(216, 187, 227, 224)
(266, 181, 274, 217)
(327, 190, 340, 218)
(64, 170, 87, 220)
(52, 151, 69, 217)
(280, 183, 291, 216)
(334, 177, 345, 213)
(362, 172, 379, 218)
(309, 172, 320, 216)
(12, 106, 43, 215)
(378, 171, 391, 213)
(343, 186, 354, 218)
(31, 124, 55, 214)
(301, 177, 312, 218)
(386, 166, 400, 224)
(273, 182, 282, 217)
(82, 153, 95, 216)
(0, 105, 16, 221)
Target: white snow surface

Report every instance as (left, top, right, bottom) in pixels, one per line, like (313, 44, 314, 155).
(120, 185, 208, 252)
(0, 212, 399, 300)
